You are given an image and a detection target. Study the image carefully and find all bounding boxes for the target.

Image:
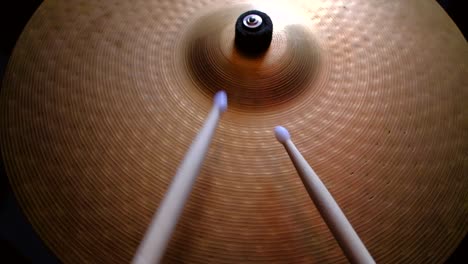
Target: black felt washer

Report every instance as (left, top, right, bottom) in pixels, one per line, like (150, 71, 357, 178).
(235, 10, 273, 54)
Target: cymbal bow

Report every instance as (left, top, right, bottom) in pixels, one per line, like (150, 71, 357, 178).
(1, 0, 467, 263)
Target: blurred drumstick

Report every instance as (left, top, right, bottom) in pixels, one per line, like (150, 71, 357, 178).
(274, 126, 375, 264)
(133, 91, 228, 264)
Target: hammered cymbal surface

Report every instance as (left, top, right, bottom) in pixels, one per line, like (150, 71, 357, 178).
(1, 0, 468, 263)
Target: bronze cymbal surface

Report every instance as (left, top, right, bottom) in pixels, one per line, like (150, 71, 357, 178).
(1, 0, 467, 263)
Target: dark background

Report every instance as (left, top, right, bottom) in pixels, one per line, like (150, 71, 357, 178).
(0, 0, 466, 263)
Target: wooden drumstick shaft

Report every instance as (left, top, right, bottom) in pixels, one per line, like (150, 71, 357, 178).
(133, 91, 227, 264)
(275, 126, 374, 264)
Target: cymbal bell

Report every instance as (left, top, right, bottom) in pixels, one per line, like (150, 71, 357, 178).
(1, 0, 467, 263)
(182, 4, 322, 109)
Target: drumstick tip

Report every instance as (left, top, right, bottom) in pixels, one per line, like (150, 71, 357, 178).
(274, 126, 290, 144)
(214, 90, 228, 112)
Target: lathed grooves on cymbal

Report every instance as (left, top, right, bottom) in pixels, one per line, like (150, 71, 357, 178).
(1, 0, 468, 263)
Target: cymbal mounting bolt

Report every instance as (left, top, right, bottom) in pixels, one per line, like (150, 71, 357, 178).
(243, 14, 263, 29)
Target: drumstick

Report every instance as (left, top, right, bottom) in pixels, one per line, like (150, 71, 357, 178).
(274, 126, 375, 264)
(133, 91, 228, 264)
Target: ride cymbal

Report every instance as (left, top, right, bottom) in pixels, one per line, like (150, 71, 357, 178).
(1, 0, 467, 263)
